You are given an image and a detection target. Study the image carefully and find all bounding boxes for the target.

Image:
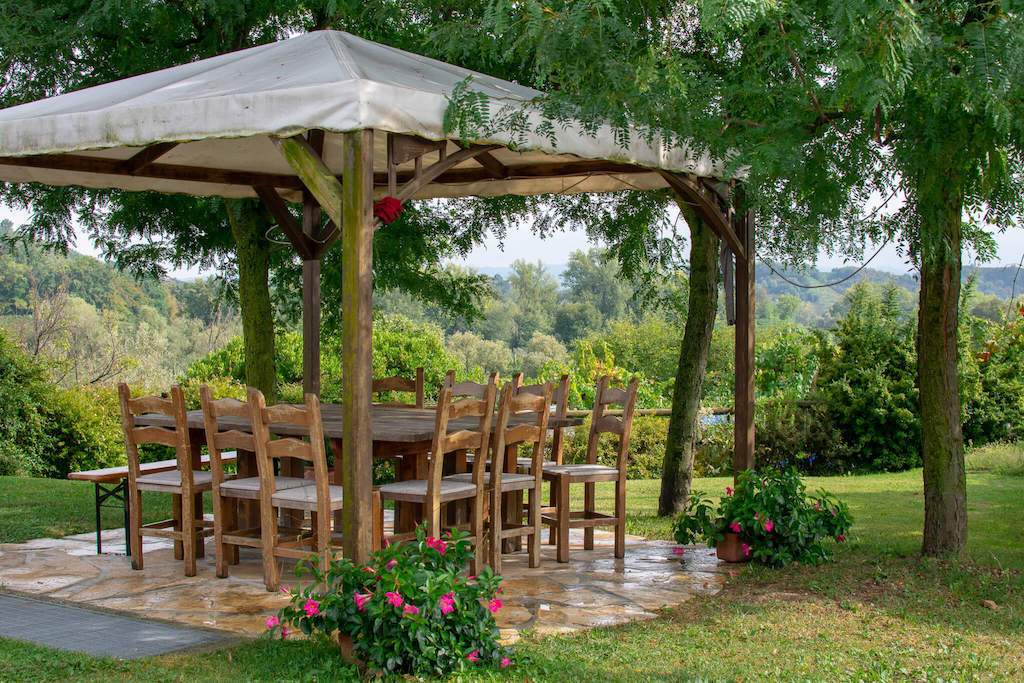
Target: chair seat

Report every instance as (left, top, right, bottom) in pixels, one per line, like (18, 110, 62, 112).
(446, 471, 536, 492)
(542, 463, 620, 482)
(136, 469, 217, 493)
(517, 457, 561, 471)
(271, 484, 344, 512)
(219, 475, 306, 500)
(378, 478, 477, 503)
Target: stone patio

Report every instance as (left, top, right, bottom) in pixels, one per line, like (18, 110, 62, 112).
(0, 527, 727, 643)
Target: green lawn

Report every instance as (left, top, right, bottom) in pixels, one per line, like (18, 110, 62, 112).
(1, 467, 1022, 680)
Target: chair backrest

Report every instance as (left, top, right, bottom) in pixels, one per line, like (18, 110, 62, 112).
(372, 367, 425, 409)
(117, 384, 194, 488)
(248, 388, 329, 500)
(199, 385, 256, 491)
(428, 373, 498, 496)
(585, 376, 640, 473)
(493, 379, 553, 476)
(513, 373, 570, 464)
(447, 369, 499, 402)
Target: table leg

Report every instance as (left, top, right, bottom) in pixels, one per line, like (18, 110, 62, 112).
(330, 440, 344, 534)
(236, 449, 258, 529)
(502, 443, 520, 553)
(188, 428, 206, 558)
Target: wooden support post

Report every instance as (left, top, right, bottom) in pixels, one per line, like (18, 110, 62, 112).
(340, 130, 374, 563)
(733, 207, 756, 478)
(302, 130, 325, 398)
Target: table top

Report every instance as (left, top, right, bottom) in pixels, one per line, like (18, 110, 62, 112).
(135, 404, 581, 444)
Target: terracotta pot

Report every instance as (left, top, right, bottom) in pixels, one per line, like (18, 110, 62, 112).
(335, 633, 360, 664)
(716, 531, 751, 563)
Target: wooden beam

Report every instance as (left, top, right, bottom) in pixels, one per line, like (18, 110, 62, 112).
(0, 153, 302, 190)
(302, 129, 324, 399)
(252, 185, 314, 260)
(340, 129, 374, 563)
(721, 240, 736, 325)
(392, 144, 502, 204)
(271, 136, 345, 227)
(312, 221, 339, 259)
(122, 142, 179, 173)
(471, 148, 508, 179)
(660, 170, 743, 260)
(733, 206, 755, 479)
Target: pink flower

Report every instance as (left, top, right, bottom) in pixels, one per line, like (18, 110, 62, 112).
(813, 501, 821, 510)
(386, 559, 397, 570)
(302, 599, 320, 617)
(280, 626, 289, 639)
(741, 543, 751, 556)
(425, 536, 447, 554)
(500, 657, 513, 668)
(384, 537, 391, 548)
(403, 604, 420, 616)
(763, 520, 774, 533)
(466, 650, 480, 663)
(672, 547, 684, 555)
(489, 598, 502, 613)
(468, 575, 476, 581)
(361, 566, 375, 573)
(726, 486, 733, 495)
(831, 509, 837, 517)
(729, 522, 741, 533)
(265, 615, 279, 629)
(385, 591, 403, 607)
(754, 512, 761, 520)
(836, 535, 846, 542)
(440, 592, 456, 615)
(280, 586, 290, 594)
(354, 591, 372, 611)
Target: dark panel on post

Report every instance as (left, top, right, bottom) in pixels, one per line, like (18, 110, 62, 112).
(733, 207, 756, 478)
(340, 130, 374, 562)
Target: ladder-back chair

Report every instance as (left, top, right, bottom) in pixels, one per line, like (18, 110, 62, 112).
(117, 384, 215, 576)
(541, 376, 639, 562)
(372, 367, 425, 408)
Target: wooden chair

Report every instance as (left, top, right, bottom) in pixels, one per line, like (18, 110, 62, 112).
(199, 385, 308, 579)
(513, 372, 570, 470)
(373, 367, 425, 408)
(541, 376, 639, 562)
(378, 375, 497, 574)
(249, 388, 343, 591)
(449, 380, 552, 572)
(117, 384, 216, 576)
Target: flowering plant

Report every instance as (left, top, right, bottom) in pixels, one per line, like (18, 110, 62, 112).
(268, 525, 513, 676)
(673, 467, 852, 567)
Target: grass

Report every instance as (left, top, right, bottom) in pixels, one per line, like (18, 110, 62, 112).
(1, 468, 1022, 680)
(967, 441, 1024, 476)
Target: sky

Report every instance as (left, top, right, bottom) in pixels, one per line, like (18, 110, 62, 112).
(5, 204, 1024, 281)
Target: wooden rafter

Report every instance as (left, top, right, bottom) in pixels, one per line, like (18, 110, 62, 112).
(659, 170, 743, 260)
(122, 142, 179, 173)
(252, 185, 314, 260)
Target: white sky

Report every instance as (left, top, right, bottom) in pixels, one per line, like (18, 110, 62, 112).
(5, 205, 1024, 280)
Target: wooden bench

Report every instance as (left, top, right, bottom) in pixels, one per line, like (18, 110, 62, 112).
(68, 452, 237, 555)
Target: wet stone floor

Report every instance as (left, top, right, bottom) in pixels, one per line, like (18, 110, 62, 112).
(0, 526, 728, 643)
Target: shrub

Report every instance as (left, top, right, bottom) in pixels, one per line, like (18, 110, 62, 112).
(755, 401, 851, 474)
(814, 282, 920, 471)
(673, 467, 852, 568)
(561, 416, 666, 479)
(694, 417, 733, 477)
(270, 526, 513, 677)
(45, 384, 123, 475)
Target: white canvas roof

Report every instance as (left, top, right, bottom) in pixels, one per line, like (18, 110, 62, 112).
(0, 30, 726, 202)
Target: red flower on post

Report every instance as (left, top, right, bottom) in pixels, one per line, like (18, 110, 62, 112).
(373, 196, 403, 223)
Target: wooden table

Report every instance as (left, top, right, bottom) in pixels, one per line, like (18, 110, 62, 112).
(136, 404, 581, 536)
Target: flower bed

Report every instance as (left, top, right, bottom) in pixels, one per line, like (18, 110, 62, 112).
(268, 526, 513, 676)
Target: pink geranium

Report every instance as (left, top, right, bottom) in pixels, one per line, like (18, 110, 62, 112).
(763, 520, 774, 533)
(741, 543, 751, 556)
(729, 522, 741, 533)
(425, 536, 448, 555)
(354, 591, 372, 611)
(672, 546, 684, 555)
(500, 657, 513, 668)
(303, 599, 320, 617)
(440, 592, 456, 615)
(403, 604, 420, 616)
(726, 486, 733, 496)
(386, 559, 397, 570)
(836, 535, 846, 542)
(488, 598, 502, 613)
(265, 615, 279, 629)
(466, 650, 480, 663)
(385, 591, 403, 607)
(280, 626, 289, 639)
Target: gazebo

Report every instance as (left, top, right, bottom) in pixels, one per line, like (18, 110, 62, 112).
(0, 30, 755, 562)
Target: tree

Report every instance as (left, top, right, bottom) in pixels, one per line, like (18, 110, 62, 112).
(506, 260, 559, 347)
(553, 301, 602, 343)
(562, 248, 634, 321)
(431, 0, 1024, 556)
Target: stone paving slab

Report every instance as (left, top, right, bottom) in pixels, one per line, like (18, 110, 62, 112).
(0, 529, 728, 643)
(0, 592, 229, 659)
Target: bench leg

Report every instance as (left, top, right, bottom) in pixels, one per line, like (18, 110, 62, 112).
(94, 483, 102, 555)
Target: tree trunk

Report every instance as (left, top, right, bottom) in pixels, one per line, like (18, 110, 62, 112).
(916, 167, 967, 556)
(225, 199, 277, 403)
(658, 205, 720, 516)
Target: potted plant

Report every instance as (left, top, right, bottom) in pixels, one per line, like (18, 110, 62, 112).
(267, 525, 514, 676)
(673, 467, 853, 567)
